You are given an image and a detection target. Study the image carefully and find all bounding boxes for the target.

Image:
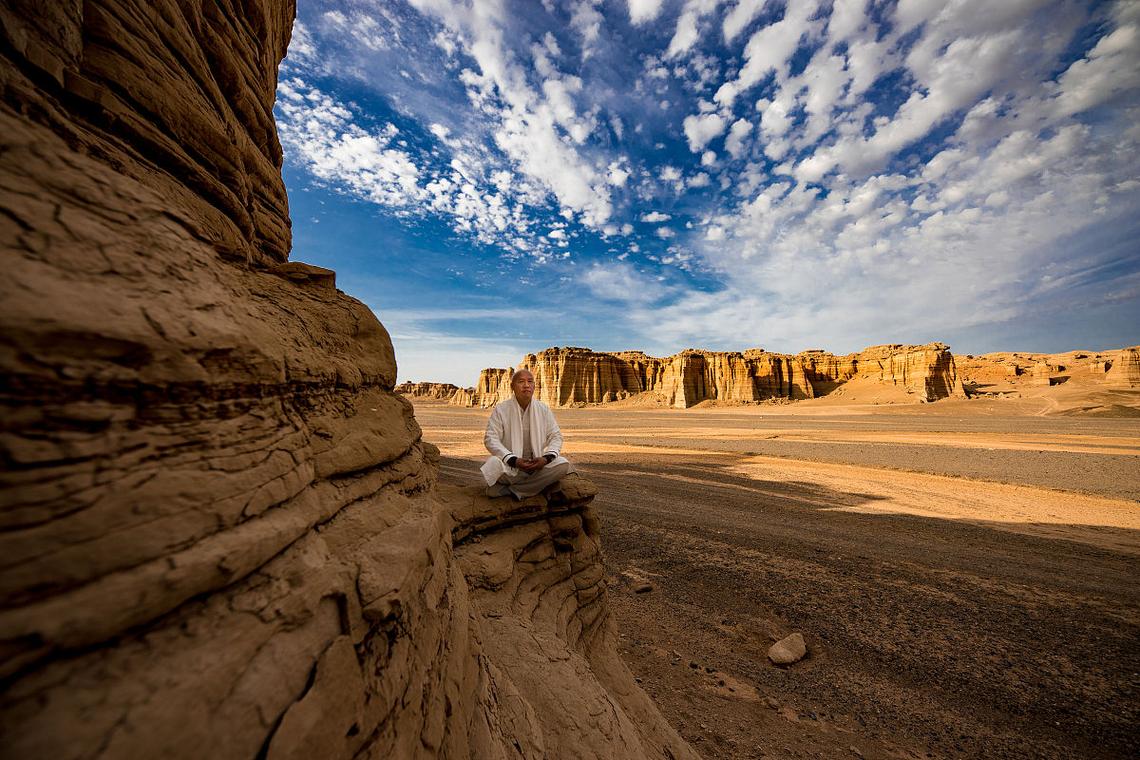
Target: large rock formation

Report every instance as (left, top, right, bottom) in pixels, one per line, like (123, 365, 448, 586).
(453, 367, 513, 408)
(1105, 346, 1140, 387)
(396, 381, 465, 402)
(455, 344, 964, 409)
(955, 348, 1139, 392)
(0, 3, 693, 758)
(445, 478, 694, 759)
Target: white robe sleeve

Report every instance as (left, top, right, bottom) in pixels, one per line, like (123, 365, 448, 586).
(484, 404, 514, 462)
(541, 404, 563, 458)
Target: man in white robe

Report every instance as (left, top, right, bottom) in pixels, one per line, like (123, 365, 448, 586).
(481, 368, 575, 498)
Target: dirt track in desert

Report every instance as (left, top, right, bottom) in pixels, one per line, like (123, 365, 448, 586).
(413, 400, 1140, 760)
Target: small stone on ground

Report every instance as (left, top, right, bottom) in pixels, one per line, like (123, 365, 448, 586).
(768, 632, 808, 665)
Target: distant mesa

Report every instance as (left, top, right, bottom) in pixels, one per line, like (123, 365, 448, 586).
(398, 344, 1140, 409)
(400, 343, 965, 408)
(956, 346, 1140, 393)
(393, 381, 466, 401)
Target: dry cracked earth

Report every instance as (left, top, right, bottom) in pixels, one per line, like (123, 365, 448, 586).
(414, 399, 1140, 760)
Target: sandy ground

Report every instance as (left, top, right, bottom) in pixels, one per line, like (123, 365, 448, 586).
(413, 400, 1140, 760)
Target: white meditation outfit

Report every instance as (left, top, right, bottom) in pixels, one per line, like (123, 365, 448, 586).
(482, 397, 573, 497)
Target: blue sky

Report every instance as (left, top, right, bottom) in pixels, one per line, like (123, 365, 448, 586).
(275, 0, 1140, 385)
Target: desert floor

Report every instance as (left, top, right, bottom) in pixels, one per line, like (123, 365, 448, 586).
(412, 399, 1140, 760)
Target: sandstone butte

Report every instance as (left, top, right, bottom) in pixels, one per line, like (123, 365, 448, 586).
(398, 344, 1140, 409)
(0, 3, 698, 759)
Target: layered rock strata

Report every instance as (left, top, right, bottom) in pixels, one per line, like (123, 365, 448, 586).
(1105, 347, 1140, 387)
(453, 367, 513, 408)
(455, 344, 963, 408)
(396, 381, 465, 402)
(0, 3, 690, 758)
(445, 477, 696, 759)
(956, 348, 1139, 390)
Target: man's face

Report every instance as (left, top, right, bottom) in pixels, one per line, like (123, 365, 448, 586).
(512, 370, 535, 403)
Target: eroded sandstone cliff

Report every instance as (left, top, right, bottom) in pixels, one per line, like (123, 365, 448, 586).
(453, 367, 513, 408)
(955, 348, 1139, 391)
(0, 3, 693, 758)
(1105, 346, 1140, 387)
(396, 381, 465, 402)
(457, 344, 963, 408)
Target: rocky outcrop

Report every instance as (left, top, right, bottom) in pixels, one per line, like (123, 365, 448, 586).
(838, 343, 965, 401)
(445, 476, 696, 759)
(459, 343, 963, 409)
(1105, 347, 1140, 387)
(396, 381, 465, 402)
(0, 3, 691, 758)
(955, 349, 1136, 392)
(452, 367, 513, 408)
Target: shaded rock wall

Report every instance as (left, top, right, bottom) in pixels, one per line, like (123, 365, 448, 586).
(0, 3, 691, 758)
(446, 477, 696, 759)
(459, 344, 963, 408)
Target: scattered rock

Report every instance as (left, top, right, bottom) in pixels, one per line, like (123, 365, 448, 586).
(634, 582, 654, 593)
(765, 697, 780, 710)
(849, 747, 864, 758)
(768, 633, 808, 665)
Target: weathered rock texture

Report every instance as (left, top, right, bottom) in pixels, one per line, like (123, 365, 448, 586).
(0, 3, 692, 758)
(396, 381, 465, 402)
(453, 367, 513, 408)
(1105, 347, 1140, 387)
(445, 477, 695, 759)
(456, 344, 963, 408)
(956, 348, 1139, 392)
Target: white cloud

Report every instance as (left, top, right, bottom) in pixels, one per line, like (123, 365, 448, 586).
(607, 161, 631, 186)
(723, 0, 766, 42)
(724, 117, 753, 158)
(628, 0, 665, 25)
(682, 112, 727, 151)
(827, 0, 866, 42)
(666, 0, 721, 59)
(688, 171, 711, 187)
(571, 0, 604, 55)
(410, 0, 614, 227)
(715, 1, 819, 107)
(581, 261, 667, 302)
(277, 80, 425, 209)
(1052, 23, 1140, 118)
(641, 211, 672, 222)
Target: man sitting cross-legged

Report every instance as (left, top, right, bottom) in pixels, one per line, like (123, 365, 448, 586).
(481, 368, 575, 499)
